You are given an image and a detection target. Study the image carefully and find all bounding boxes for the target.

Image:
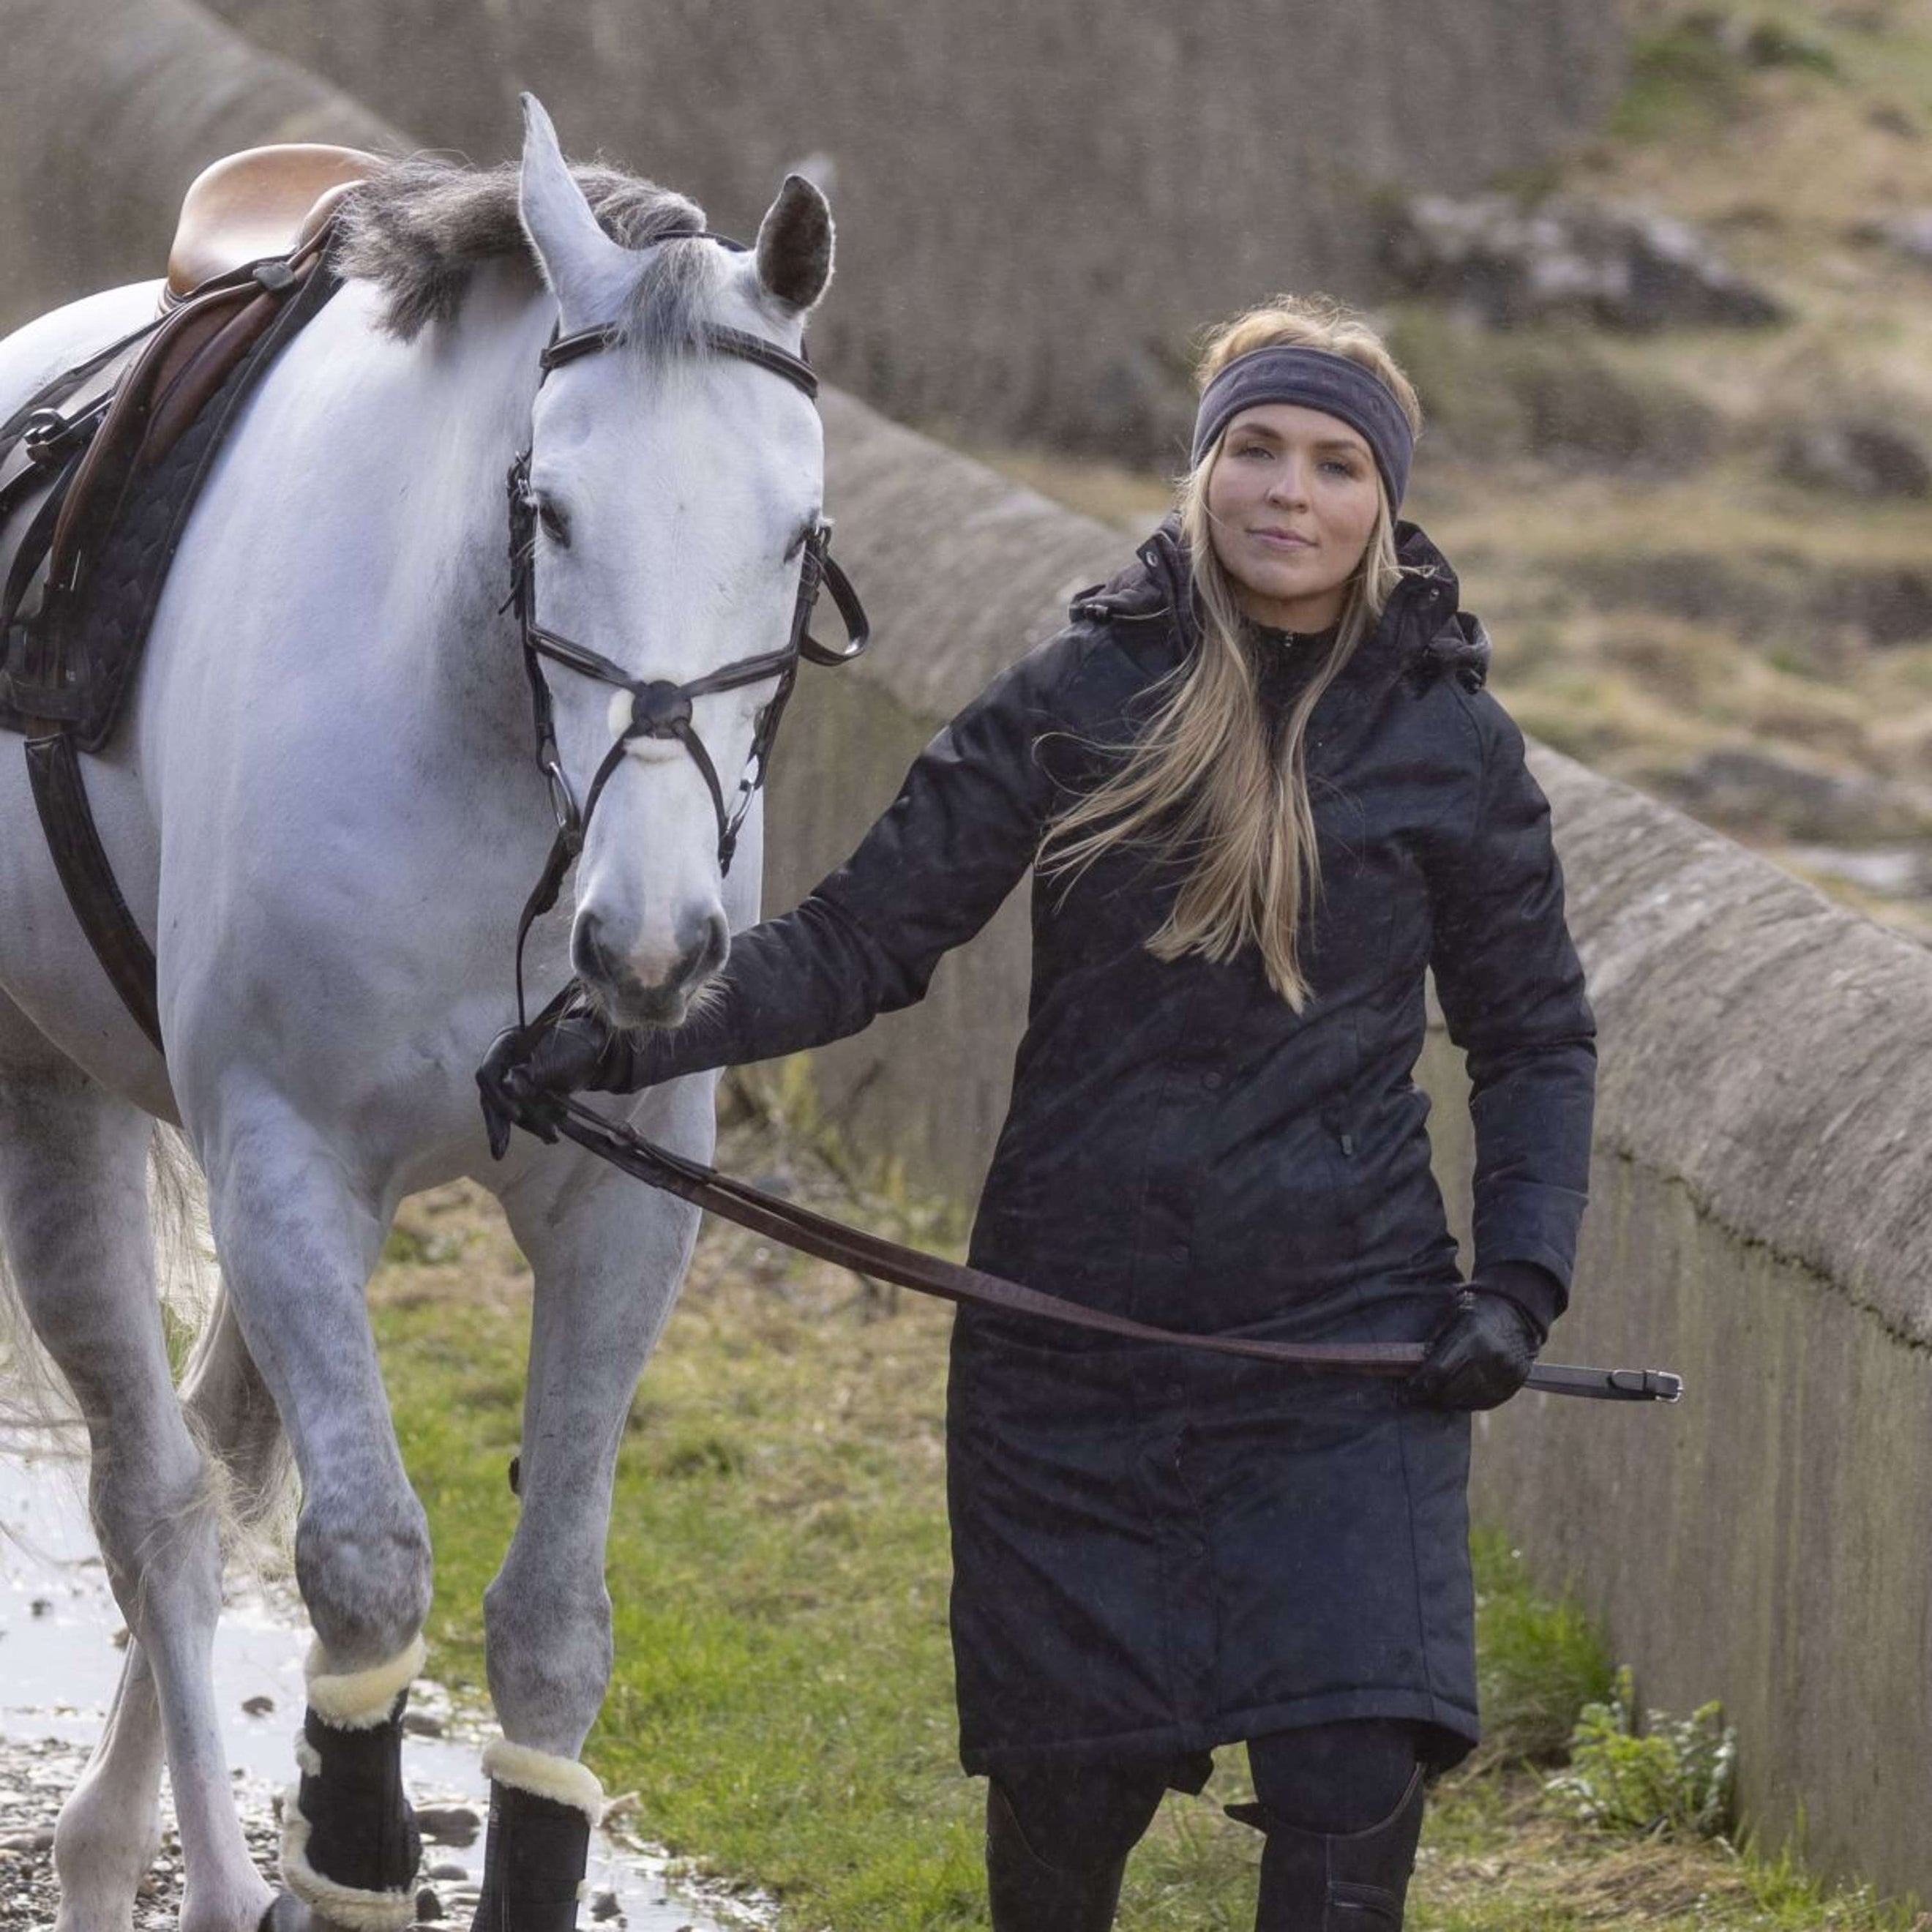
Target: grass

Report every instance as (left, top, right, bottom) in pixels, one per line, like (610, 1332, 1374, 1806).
(369, 1131, 1924, 1931)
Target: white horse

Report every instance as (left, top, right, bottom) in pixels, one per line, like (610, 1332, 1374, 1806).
(0, 97, 834, 1932)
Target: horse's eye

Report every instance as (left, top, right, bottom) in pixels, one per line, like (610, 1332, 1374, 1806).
(538, 498, 572, 547)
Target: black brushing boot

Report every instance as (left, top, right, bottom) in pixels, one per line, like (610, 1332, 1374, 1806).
(1232, 1765, 1427, 1930)
(281, 1690, 422, 1923)
(469, 1778, 594, 1932)
(985, 1780, 1128, 1932)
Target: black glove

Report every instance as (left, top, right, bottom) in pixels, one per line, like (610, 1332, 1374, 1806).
(1405, 1284, 1543, 1411)
(476, 1000, 632, 1160)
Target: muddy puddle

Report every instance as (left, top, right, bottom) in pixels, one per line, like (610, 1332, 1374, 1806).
(0, 1448, 753, 1930)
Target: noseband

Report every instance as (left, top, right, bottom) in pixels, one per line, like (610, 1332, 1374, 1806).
(505, 256, 869, 1023)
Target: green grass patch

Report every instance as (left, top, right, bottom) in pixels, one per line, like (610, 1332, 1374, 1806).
(1471, 1531, 1616, 1767)
(1612, 21, 1753, 143)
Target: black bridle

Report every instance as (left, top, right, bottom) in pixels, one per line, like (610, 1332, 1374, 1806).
(505, 280, 869, 1025)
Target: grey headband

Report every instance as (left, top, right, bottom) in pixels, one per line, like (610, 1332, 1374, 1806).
(1191, 345, 1413, 509)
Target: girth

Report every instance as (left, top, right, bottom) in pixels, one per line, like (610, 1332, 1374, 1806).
(0, 229, 345, 1052)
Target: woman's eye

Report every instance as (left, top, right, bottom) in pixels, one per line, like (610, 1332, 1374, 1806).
(538, 499, 571, 547)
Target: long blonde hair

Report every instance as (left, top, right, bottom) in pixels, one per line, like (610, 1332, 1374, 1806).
(1038, 296, 1423, 1011)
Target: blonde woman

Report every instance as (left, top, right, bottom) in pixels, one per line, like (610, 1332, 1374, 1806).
(483, 298, 1596, 1930)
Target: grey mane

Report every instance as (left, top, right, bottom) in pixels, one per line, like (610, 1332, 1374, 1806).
(332, 154, 724, 353)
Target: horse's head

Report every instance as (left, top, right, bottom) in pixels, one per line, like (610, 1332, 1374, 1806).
(514, 96, 835, 1030)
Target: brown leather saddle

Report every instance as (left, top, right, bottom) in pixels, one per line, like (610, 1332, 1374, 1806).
(0, 143, 378, 1049)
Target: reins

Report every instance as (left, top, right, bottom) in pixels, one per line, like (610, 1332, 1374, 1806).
(500, 244, 1681, 1409)
(539, 1093, 1682, 1404)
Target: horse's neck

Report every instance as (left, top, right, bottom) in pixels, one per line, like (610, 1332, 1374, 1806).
(299, 263, 553, 756)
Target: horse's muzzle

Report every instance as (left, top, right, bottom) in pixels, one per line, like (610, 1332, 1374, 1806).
(571, 906, 726, 1028)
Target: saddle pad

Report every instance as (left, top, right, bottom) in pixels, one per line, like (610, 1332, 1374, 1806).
(0, 259, 341, 750)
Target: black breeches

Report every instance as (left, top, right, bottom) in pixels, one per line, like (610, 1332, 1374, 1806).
(1246, 1718, 1423, 1834)
(989, 1719, 1423, 1873)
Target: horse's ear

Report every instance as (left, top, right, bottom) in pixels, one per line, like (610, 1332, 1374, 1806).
(755, 174, 834, 314)
(517, 92, 628, 323)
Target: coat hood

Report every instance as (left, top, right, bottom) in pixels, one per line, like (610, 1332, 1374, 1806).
(1069, 514, 1491, 694)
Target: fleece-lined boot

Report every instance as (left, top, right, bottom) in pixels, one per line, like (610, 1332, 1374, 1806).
(1231, 1764, 1427, 1930)
(277, 1636, 426, 1931)
(985, 1779, 1127, 1932)
(468, 1737, 604, 1932)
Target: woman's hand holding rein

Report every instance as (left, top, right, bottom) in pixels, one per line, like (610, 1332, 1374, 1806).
(1404, 1267, 1552, 1411)
(476, 998, 630, 1158)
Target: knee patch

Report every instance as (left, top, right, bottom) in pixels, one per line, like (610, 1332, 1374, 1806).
(281, 1636, 426, 1931)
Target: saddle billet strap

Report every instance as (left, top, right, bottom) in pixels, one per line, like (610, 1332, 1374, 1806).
(24, 733, 162, 1052)
(0, 312, 169, 450)
(1, 452, 86, 683)
(539, 1096, 1682, 1401)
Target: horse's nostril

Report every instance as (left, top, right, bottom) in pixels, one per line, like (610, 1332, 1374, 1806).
(572, 910, 611, 981)
(673, 911, 728, 988)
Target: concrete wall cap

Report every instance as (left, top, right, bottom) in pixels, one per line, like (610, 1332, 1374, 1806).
(1532, 747, 1932, 1347)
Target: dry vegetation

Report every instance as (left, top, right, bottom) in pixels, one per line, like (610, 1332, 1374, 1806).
(970, 0, 1932, 946)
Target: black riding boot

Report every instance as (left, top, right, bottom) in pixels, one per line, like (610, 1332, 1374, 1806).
(985, 1779, 1128, 1932)
(1232, 1764, 1427, 1930)
(468, 1778, 594, 1932)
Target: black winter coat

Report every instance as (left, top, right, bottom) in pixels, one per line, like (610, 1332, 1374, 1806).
(620, 520, 1596, 1776)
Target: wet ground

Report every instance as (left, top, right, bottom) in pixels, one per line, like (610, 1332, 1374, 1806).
(0, 1450, 755, 1931)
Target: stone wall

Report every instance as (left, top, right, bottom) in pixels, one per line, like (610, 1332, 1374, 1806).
(192, 0, 1626, 461)
(9, 0, 1932, 1905)
(1422, 762, 1932, 1905)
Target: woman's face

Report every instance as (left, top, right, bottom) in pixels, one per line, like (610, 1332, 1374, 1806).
(1204, 402, 1383, 632)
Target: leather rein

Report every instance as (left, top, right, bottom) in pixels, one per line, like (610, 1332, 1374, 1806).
(500, 252, 1680, 1408)
(539, 1093, 1682, 1404)
(505, 253, 868, 1027)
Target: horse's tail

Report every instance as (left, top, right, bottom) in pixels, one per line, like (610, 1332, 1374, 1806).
(0, 1124, 296, 1579)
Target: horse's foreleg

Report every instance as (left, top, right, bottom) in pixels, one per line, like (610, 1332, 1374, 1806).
(0, 1057, 272, 1932)
(199, 1106, 429, 1931)
(475, 1105, 709, 1931)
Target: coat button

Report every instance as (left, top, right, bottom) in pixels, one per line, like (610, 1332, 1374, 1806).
(1170, 1243, 1189, 1263)
(1202, 1070, 1224, 1090)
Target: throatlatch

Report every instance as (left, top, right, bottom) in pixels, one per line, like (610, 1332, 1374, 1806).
(470, 1737, 607, 1932)
(277, 1636, 426, 1931)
